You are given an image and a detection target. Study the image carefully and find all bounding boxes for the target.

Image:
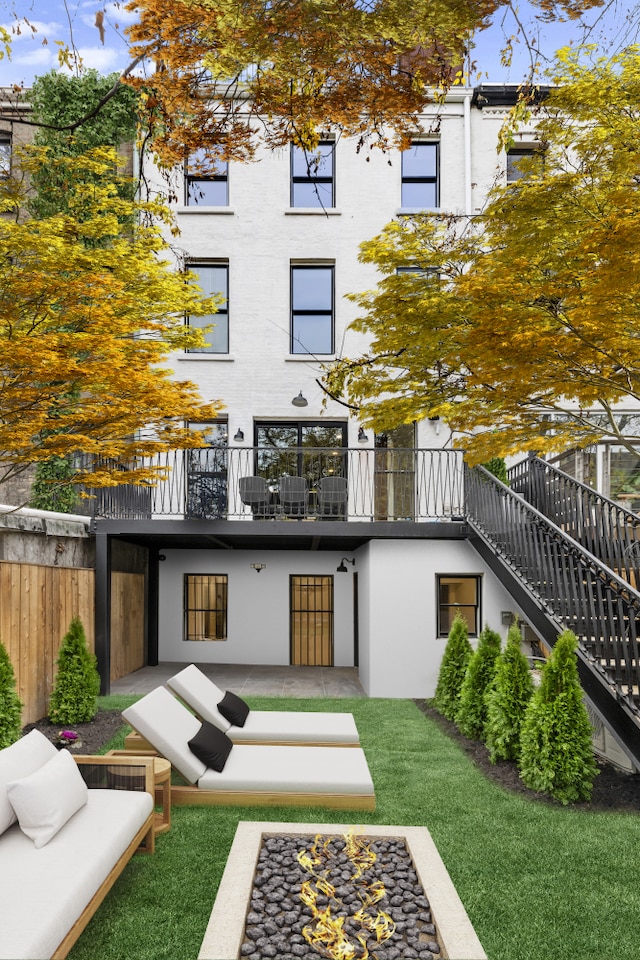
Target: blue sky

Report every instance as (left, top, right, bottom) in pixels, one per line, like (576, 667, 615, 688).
(0, 0, 637, 88)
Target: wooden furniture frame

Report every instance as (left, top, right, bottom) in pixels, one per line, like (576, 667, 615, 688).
(50, 755, 156, 960)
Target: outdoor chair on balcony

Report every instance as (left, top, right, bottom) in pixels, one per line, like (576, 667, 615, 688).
(238, 476, 275, 518)
(279, 476, 309, 518)
(122, 687, 375, 811)
(316, 476, 348, 519)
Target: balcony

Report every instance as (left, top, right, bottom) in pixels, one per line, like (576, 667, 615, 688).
(84, 447, 465, 523)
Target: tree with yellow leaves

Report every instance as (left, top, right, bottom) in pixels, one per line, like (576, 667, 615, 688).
(0, 144, 221, 491)
(324, 47, 640, 464)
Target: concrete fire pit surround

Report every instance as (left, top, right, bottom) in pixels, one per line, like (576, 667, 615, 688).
(198, 821, 487, 960)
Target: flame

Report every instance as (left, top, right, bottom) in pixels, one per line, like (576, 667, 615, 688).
(297, 830, 396, 960)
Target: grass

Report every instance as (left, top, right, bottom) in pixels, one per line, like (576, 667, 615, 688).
(68, 694, 640, 960)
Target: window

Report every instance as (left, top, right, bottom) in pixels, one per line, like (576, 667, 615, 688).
(186, 263, 228, 353)
(291, 264, 334, 354)
(184, 574, 228, 640)
(0, 137, 10, 177)
(255, 422, 347, 489)
(291, 142, 334, 208)
(401, 142, 438, 208)
(185, 150, 228, 205)
(437, 575, 480, 637)
(186, 422, 228, 519)
(506, 147, 540, 183)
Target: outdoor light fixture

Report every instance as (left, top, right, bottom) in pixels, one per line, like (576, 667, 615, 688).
(233, 428, 245, 442)
(291, 391, 308, 407)
(250, 563, 266, 573)
(358, 427, 369, 443)
(337, 557, 355, 573)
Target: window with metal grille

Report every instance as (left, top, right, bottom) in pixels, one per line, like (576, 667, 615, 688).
(437, 574, 480, 637)
(184, 574, 228, 640)
(290, 575, 334, 665)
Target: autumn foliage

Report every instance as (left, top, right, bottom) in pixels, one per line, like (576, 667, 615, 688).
(325, 47, 640, 463)
(0, 145, 221, 489)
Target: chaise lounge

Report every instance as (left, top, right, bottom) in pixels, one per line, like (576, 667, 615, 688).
(164, 664, 360, 746)
(122, 687, 376, 811)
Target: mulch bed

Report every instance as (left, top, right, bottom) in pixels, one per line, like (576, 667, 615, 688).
(413, 701, 640, 812)
(22, 710, 125, 756)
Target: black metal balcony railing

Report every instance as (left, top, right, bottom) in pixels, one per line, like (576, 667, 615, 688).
(83, 447, 465, 522)
(509, 455, 640, 590)
(465, 464, 640, 718)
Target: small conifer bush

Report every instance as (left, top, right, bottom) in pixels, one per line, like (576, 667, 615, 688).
(0, 640, 22, 748)
(48, 616, 100, 724)
(485, 622, 534, 762)
(518, 629, 598, 804)
(455, 624, 502, 740)
(434, 614, 473, 721)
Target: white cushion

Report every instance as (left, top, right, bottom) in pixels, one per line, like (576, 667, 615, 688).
(198, 744, 375, 796)
(0, 730, 57, 836)
(123, 686, 206, 784)
(166, 664, 231, 732)
(233, 711, 360, 745)
(7, 748, 88, 848)
(0, 789, 153, 960)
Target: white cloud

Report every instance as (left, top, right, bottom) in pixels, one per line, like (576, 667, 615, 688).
(0, 19, 64, 43)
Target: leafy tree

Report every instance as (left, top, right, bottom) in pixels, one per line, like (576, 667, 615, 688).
(325, 47, 640, 464)
(455, 624, 501, 740)
(123, 0, 601, 166)
(49, 617, 101, 724)
(485, 622, 534, 762)
(518, 629, 598, 804)
(0, 640, 22, 748)
(434, 613, 472, 721)
(0, 145, 221, 492)
(27, 70, 140, 219)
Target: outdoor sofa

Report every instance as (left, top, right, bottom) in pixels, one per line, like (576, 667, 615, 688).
(164, 663, 360, 746)
(0, 729, 155, 960)
(122, 686, 376, 811)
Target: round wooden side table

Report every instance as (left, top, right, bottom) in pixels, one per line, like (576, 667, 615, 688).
(152, 757, 171, 836)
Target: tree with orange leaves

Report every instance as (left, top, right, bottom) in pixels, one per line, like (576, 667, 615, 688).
(0, 144, 222, 493)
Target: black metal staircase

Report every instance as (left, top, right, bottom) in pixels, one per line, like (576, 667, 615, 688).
(464, 463, 640, 770)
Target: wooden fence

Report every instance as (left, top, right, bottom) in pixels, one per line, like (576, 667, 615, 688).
(0, 560, 146, 725)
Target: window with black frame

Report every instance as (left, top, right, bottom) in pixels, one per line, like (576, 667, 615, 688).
(185, 150, 229, 206)
(291, 142, 335, 208)
(186, 262, 229, 353)
(291, 264, 334, 355)
(401, 141, 439, 208)
(253, 422, 347, 516)
(184, 573, 228, 640)
(437, 574, 480, 637)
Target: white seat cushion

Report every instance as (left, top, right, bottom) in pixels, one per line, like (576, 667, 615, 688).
(166, 664, 231, 732)
(123, 686, 206, 784)
(0, 730, 57, 836)
(198, 744, 374, 796)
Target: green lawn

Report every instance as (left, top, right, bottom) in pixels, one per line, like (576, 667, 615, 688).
(69, 695, 640, 960)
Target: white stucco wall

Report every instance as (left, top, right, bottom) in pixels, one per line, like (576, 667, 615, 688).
(158, 537, 525, 698)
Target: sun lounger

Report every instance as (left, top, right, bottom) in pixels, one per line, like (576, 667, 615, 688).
(164, 664, 360, 747)
(122, 687, 375, 811)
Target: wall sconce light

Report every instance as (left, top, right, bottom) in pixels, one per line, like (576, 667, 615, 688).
(357, 427, 369, 443)
(292, 391, 308, 408)
(337, 557, 355, 573)
(250, 563, 266, 573)
(233, 428, 245, 442)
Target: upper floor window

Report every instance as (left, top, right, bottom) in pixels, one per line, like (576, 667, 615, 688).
(186, 150, 228, 206)
(186, 262, 229, 353)
(506, 147, 540, 183)
(291, 264, 334, 355)
(0, 137, 10, 177)
(291, 142, 335, 208)
(401, 142, 439, 208)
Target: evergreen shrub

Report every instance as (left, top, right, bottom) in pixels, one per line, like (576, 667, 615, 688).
(518, 629, 598, 804)
(48, 616, 100, 724)
(455, 624, 502, 739)
(434, 614, 473, 721)
(0, 640, 22, 748)
(485, 622, 534, 762)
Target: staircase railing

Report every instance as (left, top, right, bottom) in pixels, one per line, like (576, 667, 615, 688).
(465, 464, 640, 720)
(509, 455, 640, 589)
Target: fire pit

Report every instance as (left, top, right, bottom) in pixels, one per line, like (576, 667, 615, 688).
(198, 823, 487, 960)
